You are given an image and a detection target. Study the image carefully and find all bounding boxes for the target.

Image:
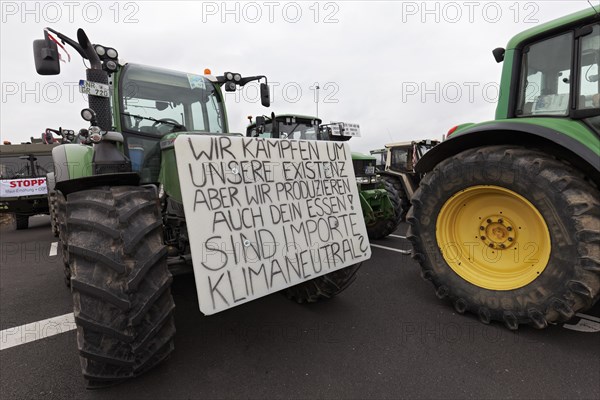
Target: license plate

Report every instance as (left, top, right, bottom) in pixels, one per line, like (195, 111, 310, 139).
(365, 165, 375, 175)
(79, 80, 110, 98)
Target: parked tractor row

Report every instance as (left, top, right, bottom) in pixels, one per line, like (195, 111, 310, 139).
(246, 114, 403, 240)
(25, 6, 600, 388)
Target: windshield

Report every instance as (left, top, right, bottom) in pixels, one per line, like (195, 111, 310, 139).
(0, 155, 53, 179)
(120, 64, 226, 136)
(278, 119, 318, 140)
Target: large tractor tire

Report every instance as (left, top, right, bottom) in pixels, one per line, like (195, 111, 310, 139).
(48, 191, 59, 237)
(15, 214, 29, 230)
(407, 146, 600, 329)
(66, 186, 175, 388)
(284, 263, 362, 303)
(381, 175, 409, 221)
(57, 192, 70, 287)
(366, 180, 403, 239)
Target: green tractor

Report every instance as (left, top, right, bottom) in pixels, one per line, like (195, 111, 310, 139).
(246, 114, 402, 239)
(409, 8, 600, 329)
(33, 28, 369, 387)
(370, 140, 440, 221)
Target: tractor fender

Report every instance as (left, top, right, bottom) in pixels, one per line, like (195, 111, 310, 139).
(56, 173, 141, 196)
(416, 122, 600, 186)
(52, 144, 140, 196)
(52, 144, 94, 183)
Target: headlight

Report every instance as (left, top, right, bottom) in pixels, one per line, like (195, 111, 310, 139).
(106, 48, 118, 59)
(356, 177, 373, 184)
(94, 45, 106, 56)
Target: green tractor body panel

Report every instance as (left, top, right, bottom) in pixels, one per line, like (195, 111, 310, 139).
(158, 133, 184, 203)
(450, 117, 599, 153)
(359, 186, 394, 224)
(419, 117, 600, 184)
(56, 144, 95, 181)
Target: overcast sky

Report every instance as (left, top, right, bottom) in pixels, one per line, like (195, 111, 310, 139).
(0, 0, 594, 152)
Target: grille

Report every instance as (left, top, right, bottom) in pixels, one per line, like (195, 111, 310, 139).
(352, 159, 376, 177)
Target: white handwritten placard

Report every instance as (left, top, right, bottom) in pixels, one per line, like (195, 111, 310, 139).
(175, 135, 371, 315)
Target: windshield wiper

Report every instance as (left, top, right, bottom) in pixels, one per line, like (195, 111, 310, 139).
(122, 112, 186, 130)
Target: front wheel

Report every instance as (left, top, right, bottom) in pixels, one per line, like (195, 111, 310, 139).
(408, 146, 600, 329)
(366, 180, 403, 240)
(15, 214, 29, 230)
(283, 264, 362, 303)
(381, 175, 409, 221)
(66, 186, 175, 387)
(48, 191, 59, 237)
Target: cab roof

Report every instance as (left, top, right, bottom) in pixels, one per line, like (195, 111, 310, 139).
(506, 7, 598, 49)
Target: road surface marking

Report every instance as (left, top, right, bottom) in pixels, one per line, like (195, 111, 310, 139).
(0, 313, 75, 351)
(576, 313, 600, 323)
(562, 314, 600, 333)
(49, 242, 58, 257)
(389, 234, 407, 240)
(370, 243, 411, 254)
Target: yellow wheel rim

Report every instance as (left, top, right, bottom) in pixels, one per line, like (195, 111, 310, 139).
(436, 185, 551, 291)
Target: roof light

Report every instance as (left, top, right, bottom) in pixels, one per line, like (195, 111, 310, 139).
(95, 45, 106, 56)
(204, 68, 212, 75)
(105, 60, 118, 71)
(106, 48, 118, 59)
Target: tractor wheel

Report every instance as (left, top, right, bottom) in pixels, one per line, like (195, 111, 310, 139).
(407, 146, 600, 329)
(57, 192, 70, 287)
(48, 191, 59, 237)
(283, 264, 362, 303)
(15, 214, 29, 230)
(66, 186, 175, 388)
(366, 180, 402, 239)
(381, 175, 409, 221)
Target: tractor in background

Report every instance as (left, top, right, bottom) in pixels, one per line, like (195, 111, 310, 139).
(370, 140, 439, 221)
(247, 114, 402, 239)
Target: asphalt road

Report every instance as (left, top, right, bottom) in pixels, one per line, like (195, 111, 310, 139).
(1, 216, 599, 399)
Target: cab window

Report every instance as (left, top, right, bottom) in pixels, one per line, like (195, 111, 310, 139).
(517, 32, 574, 116)
(577, 24, 600, 110)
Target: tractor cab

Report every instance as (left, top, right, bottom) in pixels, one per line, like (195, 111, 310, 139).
(383, 140, 440, 175)
(117, 64, 228, 181)
(247, 114, 321, 140)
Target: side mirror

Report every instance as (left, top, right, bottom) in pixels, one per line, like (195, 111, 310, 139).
(33, 39, 60, 75)
(492, 47, 505, 63)
(260, 83, 270, 107)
